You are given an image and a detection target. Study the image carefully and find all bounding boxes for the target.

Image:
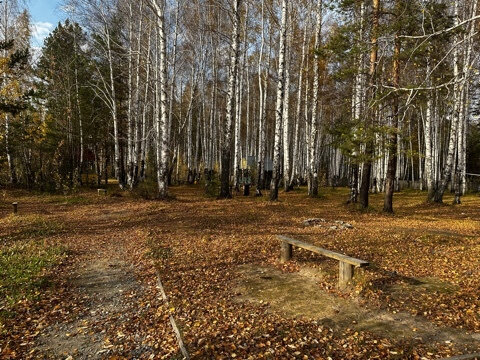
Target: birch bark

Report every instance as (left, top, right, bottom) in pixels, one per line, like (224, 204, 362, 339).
(383, 33, 400, 213)
(149, 0, 169, 199)
(282, 5, 292, 192)
(270, 0, 288, 201)
(289, 19, 308, 188)
(308, 0, 322, 197)
(219, 0, 242, 199)
(435, 1, 461, 203)
(256, 0, 266, 196)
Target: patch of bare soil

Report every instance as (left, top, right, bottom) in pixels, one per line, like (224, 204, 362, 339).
(35, 250, 141, 359)
(235, 264, 480, 353)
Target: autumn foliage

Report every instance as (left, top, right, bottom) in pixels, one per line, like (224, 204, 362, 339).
(1, 186, 479, 359)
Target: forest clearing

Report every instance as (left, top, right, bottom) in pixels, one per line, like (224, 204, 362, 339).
(2, 0, 480, 358)
(1, 186, 480, 359)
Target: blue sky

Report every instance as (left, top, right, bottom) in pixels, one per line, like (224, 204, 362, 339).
(29, 0, 66, 48)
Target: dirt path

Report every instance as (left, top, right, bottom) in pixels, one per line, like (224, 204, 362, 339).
(35, 239, 147, 359)
(235, 265, 480, 354)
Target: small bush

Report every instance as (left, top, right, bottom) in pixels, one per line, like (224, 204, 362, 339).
(134, 180, 159, 200)
(204, 175, 220, 198)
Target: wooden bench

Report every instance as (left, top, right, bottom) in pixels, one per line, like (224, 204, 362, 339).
(97, 189, 107, 196)
(277, 235, 369, 289)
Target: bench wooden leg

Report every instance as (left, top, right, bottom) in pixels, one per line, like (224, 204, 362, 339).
(281, 241, 293, 262)
(339, 261, 354, 289)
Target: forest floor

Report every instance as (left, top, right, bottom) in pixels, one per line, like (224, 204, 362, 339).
(0, 185, 480, 359)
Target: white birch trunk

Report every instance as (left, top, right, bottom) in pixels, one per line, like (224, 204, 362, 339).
(167, 2, 180, 178)
(220, 0, 242, 198)
(140, 29, 152, 181)
(435, 1, 460, 203)
(150, 0, 169, 198)
(126, 2, 134, 188)
(234, 39, 244, 190)
(256, 0, 266, 196)
(308, 0, 322, 197)
(424, 91, 435, 201)
(105, 25, 124, 188)
(270, 0, 288, 201)
(282, 6, 292, 192)
(290, 20, 308, 188)
(133, 0, 144, 187)
(458, 0, 478, 196)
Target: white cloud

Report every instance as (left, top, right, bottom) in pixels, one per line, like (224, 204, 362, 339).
(31, 22, 54, 45)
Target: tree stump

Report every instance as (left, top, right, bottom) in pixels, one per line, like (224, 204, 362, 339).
(12, 202, 18, 214)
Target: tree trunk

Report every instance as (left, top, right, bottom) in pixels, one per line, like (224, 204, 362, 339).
(167, 1, 180, 181)
(282, 6, 292, 192)
(73, 26, 84, 186)
(424, 91, 435, 201)
(434, 1, 461, 203)
(308, 0, 322, 198)
(234, 36, 245, 192)
(290, 21, 308, 189)
(150, 0, 169, 199)
(256, 0, 266, 196)
(219, 0, 242, 199)
(106, 26, 124, 189)
(383, 34, 400, 213)
(349, 0, 365, 203)
(140, 31, 151, 182)
(126, 2, 135, 188)
(359, 0, 379, 208)
(270, 0, 288, 201)
(5, 114, 17, 184)
(132, 0, 144, 188)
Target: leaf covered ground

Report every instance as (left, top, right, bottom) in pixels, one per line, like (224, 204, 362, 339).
(0, 186, 479, 359)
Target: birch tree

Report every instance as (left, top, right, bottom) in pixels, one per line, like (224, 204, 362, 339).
(307, 0, 322, 198)
(256, 0, 267, 197)
(289, 13, 309, 189)
(219, 0, 242, 199)
(270, 0, 288, 201)
(148, 0, 169, 198)
(282, 3, 292, 192)
(434, 1, 461, 203)
(383, 33, 400, 213)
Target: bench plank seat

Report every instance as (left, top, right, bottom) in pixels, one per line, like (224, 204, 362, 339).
(277, 235, 369, 289)
(278, 235, 369, 267)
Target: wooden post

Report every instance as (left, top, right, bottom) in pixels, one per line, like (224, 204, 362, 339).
(280, 240, 292, 262)
(12, 202, 18, 214)
(339, 261, 354, 289)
